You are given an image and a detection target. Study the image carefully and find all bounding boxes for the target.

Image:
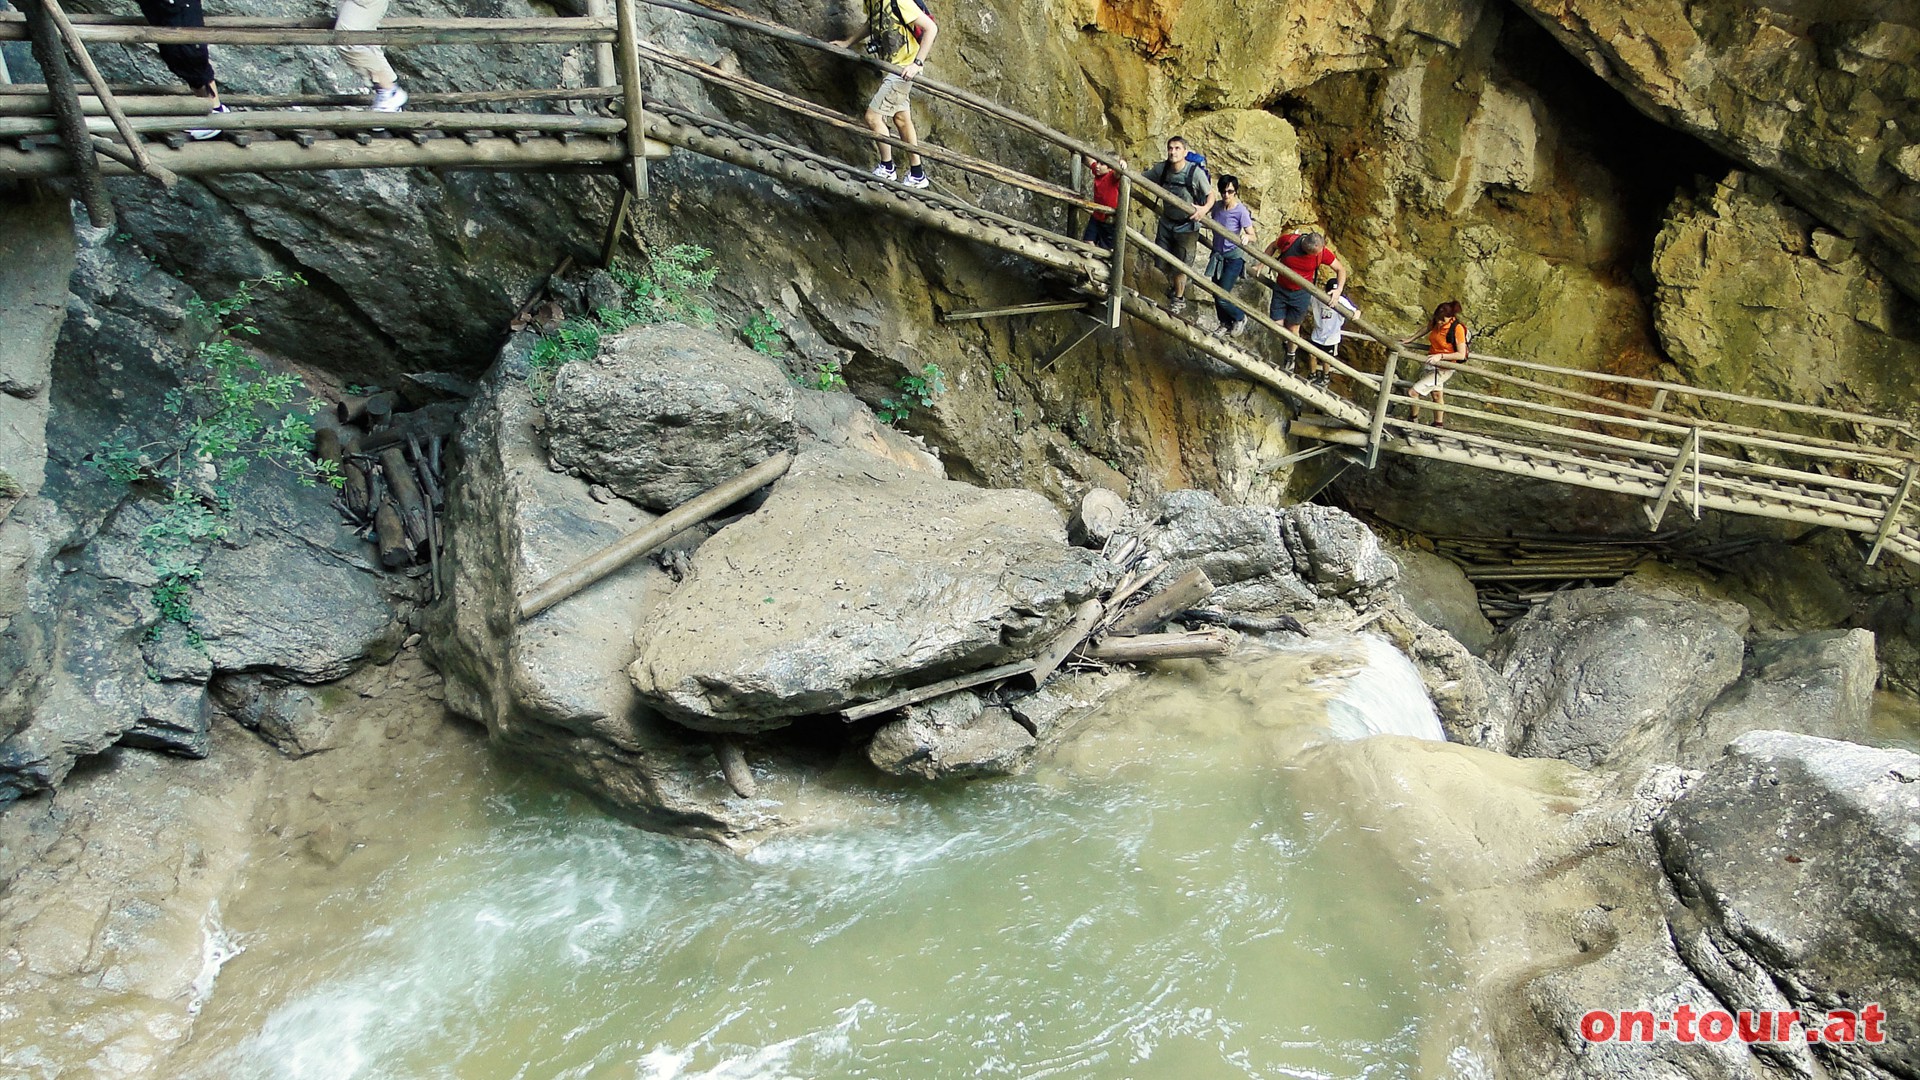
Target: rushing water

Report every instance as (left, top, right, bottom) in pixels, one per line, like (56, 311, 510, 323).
(170, 636, 1463, 1079)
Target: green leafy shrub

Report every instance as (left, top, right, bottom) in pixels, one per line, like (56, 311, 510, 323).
(876, 363, 947, 425)
(804, 359, 848, 392)
(742, 310, 784, 357)
(94, 272, 337, 640)
(525, 244, 725, 403)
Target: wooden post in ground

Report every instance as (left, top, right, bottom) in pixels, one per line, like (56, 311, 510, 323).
(602, 0, 647, 265)
(585, 0, 616, 87)
(21, 0, 111, 226)
(1105, 174, 1129, 329)
(517, 451, 793, 621)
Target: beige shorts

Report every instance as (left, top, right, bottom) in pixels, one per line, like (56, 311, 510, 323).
(1410, 362, 1456, 397)
(868, 74, 914, 117)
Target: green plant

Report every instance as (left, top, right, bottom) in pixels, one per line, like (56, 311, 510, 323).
(804, 358, 848, 393)
(93, 272, 334, 641)
(525, 245, 724, 403)
(992, 361, 1011, 386)
(1075, 411, 1090, 429)
(876, 363, 947, 425)
(742, 310, 784, 357)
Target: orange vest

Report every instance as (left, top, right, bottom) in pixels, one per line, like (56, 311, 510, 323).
(1427, 321, 1465, 356)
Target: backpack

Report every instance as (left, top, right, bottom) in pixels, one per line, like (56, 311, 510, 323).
(865, 0, 930, 58)
(1450, 321, 1470, 359)
(1151, 154, 1210, 213)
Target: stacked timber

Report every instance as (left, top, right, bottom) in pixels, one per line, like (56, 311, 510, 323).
(314, 390, 463, 596)
(1423, 530, 1764, 627)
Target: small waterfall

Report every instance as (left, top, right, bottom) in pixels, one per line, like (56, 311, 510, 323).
(1320, 634, 1446, 742)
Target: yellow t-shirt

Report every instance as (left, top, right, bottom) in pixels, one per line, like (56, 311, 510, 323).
(867, 0, 926, 67)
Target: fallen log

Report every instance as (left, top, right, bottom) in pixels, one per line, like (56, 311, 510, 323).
(379, 447, 431, 548)
(341, 461, 372, 520)
(348, 401, 463, 455)
(338, 391, 397, 426)
(1106, 567, 1215, 637)
(1021, 598, 1103, 689)
(716, 739, 756, 798)
(1069, 487, 1126, 547)
(839, 659, 1037, 723)
(312, 424, 344, 467)
(516, 450, 795, 621)
(1080, 629, 1236, 663)
(1182, 609, 1306, 635)
(407, 433, 442, 508)
(374, 497, 412, 568)
(1097, 562, 1166, 626)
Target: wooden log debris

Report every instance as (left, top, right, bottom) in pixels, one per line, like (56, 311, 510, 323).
(1021, 598, 1103, 689)
(1106, 567, 1214, 637)
(1068, 487, 1126, 547)
(379, 447, 431, 547)
(348, 400, 462, 455)
(716, 739, 757, 798)
(517, 450, 794, 621)
(341, 461, 372, 520)
(1081, 629, 1236, 663)
(374, 497, 411, 568)
(840, 659, 1037, 723)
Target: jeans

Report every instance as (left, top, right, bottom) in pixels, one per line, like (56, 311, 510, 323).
(1082, 217, 1115, 250)
(1210, 254, 1245, 328)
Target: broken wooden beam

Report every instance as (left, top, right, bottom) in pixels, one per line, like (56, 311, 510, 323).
(374, 497, 411, 568)
(1022, 598, 1103, 689)
(1106, 567, 1215, 637)
(1081, 628, 1236, 663)
(516, 450, 794, 621)
(840, 659, 1037, 723)
(379, 447, 431, 548)
(716, 739, 756, 798)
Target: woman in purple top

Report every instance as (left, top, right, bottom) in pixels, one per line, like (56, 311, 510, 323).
(1206, 175, 1255, 336)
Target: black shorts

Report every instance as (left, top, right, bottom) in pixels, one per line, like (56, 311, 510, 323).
(1269, 285, 1312, 325)
(1153, 219, 1199, 268)
(136, 0, 216, 90)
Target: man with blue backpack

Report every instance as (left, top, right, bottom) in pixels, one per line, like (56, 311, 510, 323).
(835, 0, 940, 189)
(1146, 136, 1216, 314)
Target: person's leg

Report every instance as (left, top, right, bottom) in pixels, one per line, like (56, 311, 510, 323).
(1169, 230, 1197, 308)
(136, 0, 218, 100)
(1213, 256, 1245, 330)
(866, 77, 911, 175)
(894, 108, 921, 170)
(336, 0, 403, 108)
(1432, 367, 1456, 426)
(1277, 288, 1311, 370)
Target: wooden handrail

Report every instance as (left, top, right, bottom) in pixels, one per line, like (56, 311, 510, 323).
(0, 15, 615, 44)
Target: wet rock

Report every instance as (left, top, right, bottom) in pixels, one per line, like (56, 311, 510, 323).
(1489, 586, 1749, 767)
(1678, 629, 1877, 768)
(1006, 670, 1136, 743)
(1140, 489, 1289, 587)
(546, 322, 798, 512)
(0, 189, 70, 505)
(1656, 731, 1920, 1079)
(213, 675, 337, 758)
(428, 338, 761, 841)
(1279, 503, 1398, 603)
(1389, 542, 1495, 655)
(630, 447, 1110, 730)
(866, 691, 1036, 780)
(1376, 602, 1514, 749)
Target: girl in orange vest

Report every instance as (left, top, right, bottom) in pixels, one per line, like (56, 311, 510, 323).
(1405, 301, 1468, 427)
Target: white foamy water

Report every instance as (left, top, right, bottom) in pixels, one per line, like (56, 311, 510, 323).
(170, 638, 1465, 1079)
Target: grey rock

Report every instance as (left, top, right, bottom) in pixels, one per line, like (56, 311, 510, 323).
(1490, 587, 1749, 767)
(1390, 543, 1495, 655)
(866, 692, 1036, 780)
(1141, 489, 1289, 587)
(791, 386, 944, 476)
(547, 323, 798, 512)
(1280, 503, 1398, 603)
(1376, 601, 1515, 748)
(1007, 670, 1136, 743)
(630, 447, 1110, 730)
(213, 675, 337, 758)
(116, 680, 214, 760)
(1679, 629, 1878, 769)
(0, 189, 71, 504)
(428, 341, 781, 842)
(1656, 731, 1920, 1080)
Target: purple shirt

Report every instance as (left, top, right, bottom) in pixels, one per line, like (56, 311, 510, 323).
(1211, 203, 1253, 254)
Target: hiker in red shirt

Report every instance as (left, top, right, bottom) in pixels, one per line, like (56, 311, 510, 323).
(1083, 156, 1122, 250)
(1262, 230, 1348, 386)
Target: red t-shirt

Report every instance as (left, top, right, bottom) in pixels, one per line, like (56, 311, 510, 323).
(1266, 233, 1337, 291)
(1091, 171, 1122, 222)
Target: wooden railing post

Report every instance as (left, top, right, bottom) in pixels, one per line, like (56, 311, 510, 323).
(615, 0, 646, 200)
(1867, 461, 1919, 565)
(1365, 350, 1399, 467)
(41, 0, 175, 186)
(21, 0, 111, 225)
(585, 0, 616, 85)
(1645, 426, 1700, 529)
(1104, 173, 1128, 329)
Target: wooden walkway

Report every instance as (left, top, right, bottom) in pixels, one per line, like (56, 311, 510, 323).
(6, 0, 1919, 566)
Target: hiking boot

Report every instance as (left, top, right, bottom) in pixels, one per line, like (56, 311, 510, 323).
(872, 161, 897, 181)
(372, 84, 409, 113)
(187, 103, 231, 141)
(1168, 297, 1187, 315)
(903, 170, 930, 189)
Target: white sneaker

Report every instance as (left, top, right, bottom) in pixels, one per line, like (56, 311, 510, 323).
(1229, 320, 1247, 337)
(903, 171, 930, 189)
(372, 85, 409, 113)
(187, 103, 231, 141)
(871, 161, 897, 180)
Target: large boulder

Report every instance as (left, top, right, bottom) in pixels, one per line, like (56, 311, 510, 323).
(866, 691, 1036, 780)
(1678, 629, 1878, 768)
(629, 447, 1110, 730)
(1390, 543, 1496, 655)
(428, 338, 771, 842)
(1489, 586, 1749, 767)
(546, 323, 798, 512)
(1656, 732, 1920, 1080)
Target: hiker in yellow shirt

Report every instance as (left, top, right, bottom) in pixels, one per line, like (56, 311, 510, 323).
(835, 0, 939, 189)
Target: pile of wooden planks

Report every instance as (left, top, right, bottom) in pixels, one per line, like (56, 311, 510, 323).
(1422, 529, 1765, 626)
(313, 392, 464, 597)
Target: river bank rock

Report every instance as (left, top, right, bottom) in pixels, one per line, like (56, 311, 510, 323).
(1677, 629, 1877, 769)
(546, 323, 798, 512)
(1489, 586, 1749, 767)
(629, 447, 1111, 730)
(1656, 731, 1920, 1079)
(866, 691, 1036, 780)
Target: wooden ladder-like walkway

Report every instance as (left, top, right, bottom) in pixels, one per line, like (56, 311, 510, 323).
(6, 0, 1919, 566)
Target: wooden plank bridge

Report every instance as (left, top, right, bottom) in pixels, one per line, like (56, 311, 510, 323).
(6, 0, 1920, 566)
